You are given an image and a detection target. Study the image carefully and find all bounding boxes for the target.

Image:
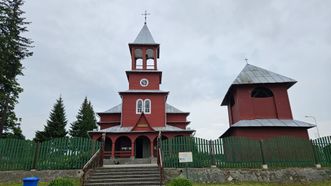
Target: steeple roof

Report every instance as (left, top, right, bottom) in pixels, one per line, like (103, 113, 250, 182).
(221, 64, 297, 106)
(132, 24, 156, 44)
(233, 64, 297, 85)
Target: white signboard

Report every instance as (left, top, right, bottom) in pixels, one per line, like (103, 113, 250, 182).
(178, 152, 193, 163)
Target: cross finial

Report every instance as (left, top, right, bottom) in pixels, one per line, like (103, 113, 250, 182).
(244, 58, 248, 64)
(141, 10, 150, 24)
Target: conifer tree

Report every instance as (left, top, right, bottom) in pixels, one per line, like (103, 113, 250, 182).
(70, 97, 97, 138)
(0, 0, 33, 138)
(34, 96, 68, 142)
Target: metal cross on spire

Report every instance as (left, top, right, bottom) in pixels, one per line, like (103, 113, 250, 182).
(141, 10, 150, 24)
(244, 58, 248, 64)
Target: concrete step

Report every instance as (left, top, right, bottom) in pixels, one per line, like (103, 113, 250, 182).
(96, 167, 158, 171)
(85, 181, 162, 186)
(89, 173, 160, 179)
(86, 177, 160, 183)
(103, 158, 153, 165)
(84, 163, 162, 186)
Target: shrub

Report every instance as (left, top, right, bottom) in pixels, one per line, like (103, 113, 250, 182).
(167, 177, 192, 186)
(48, 178, 74, 186)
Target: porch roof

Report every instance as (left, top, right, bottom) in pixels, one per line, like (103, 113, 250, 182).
(91, 124, 194, 133)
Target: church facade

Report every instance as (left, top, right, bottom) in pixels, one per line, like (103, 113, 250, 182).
(220, 64, 315, 139)
(88, 23, 194, 159)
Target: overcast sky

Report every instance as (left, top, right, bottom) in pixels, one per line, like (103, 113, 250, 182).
(17, 0, 331, 140)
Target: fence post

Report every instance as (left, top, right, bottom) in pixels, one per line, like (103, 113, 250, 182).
(259, 140, 268, 169)
(32, 142, 41, 170)
(209, 140, 216, 167)
(310, 140, 321, 168)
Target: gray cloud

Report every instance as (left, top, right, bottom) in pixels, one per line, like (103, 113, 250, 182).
(16, 0, 331, 139)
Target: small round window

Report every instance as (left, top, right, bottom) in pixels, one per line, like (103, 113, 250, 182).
(140, 78, 149, 87)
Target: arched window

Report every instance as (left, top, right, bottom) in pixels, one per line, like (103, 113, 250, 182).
(136, 99, 143, 114)
(144, 99, 151, 114)
(251, 87, 274, 98)
(147, 59, 154, 69)
(136, 59, 143, 69)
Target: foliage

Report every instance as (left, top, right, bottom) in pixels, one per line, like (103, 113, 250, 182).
(34, 97, 68, 142)
(69, 97, 97, 138)
(0, 0, 32, 138)
(167, 177, 192, 186)
(48, 178, 75, 186)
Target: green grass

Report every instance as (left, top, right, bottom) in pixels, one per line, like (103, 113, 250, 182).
(192, 181, 331, 186)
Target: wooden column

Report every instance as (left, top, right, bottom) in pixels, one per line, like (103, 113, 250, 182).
(150, 140, 154, 158)
(111, 141, 115, 159)
(153, 49, 157, 70)
(131, 142, 135, 159)
(142, 48, 147, 70)
(131, 48, 136, 70)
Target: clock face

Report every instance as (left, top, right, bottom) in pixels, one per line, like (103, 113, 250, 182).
(140, 78, 149, 87)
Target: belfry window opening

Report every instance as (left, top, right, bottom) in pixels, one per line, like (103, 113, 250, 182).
(146, 49, 155, 70)
(136, 99, 151, 114)
(251, 87, 274, 98)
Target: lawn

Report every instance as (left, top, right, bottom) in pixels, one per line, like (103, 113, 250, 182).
(1, 180, 330, 186)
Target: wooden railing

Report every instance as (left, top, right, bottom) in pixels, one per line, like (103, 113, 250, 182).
(81, 149, 102, 186)
(157, 133, 164, 186)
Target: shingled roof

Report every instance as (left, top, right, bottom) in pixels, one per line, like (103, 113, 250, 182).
(233, 64, 297, 85)
(221, 64, 297, 106)
(132, 24, 156, 44)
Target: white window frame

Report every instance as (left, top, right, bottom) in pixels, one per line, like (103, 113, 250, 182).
(136, 99, 143, 114)
(144, 99, 151, 114)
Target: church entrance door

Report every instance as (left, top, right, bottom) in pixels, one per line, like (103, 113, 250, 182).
(135, 136, 150, 158)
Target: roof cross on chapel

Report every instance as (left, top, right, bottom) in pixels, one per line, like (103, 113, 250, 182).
(141, 10, 150, 24)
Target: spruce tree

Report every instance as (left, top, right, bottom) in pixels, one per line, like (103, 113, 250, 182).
(34, 96, 68, 142)
(0, 0, 33, 138)
(70, 97, 97, 138)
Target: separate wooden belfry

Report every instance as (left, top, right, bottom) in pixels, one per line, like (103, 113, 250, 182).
(220, 64, 315, 140)
(89, 23, 194, 159)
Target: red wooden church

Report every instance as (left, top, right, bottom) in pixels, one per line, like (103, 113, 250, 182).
(89, 23, 194, 159)
(220, 64, 315, 139)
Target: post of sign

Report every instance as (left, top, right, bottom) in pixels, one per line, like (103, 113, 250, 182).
(178, 152, 193, 179)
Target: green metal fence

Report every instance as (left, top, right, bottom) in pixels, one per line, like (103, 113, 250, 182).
(0, 139, 35, 170)
(312, 136, 331, 167)
(161, 135, 331, 168)
(0, 137, 100, 171)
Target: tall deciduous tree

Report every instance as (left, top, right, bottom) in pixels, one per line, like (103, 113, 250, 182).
(34, 97, 68, 142)
(0, 0, 33, 138)
(70, 97, 97, 138)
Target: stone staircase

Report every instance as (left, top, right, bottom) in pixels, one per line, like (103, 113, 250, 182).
(84, 164, 162, 186)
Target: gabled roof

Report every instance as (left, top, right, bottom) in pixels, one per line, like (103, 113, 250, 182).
(99, 103, 187, 114)
(231, 119, 315, 128)
(131, 113, 154, 132)
(221, 64, 297, 105)
(233, 64, 297, 85)
(132, 24, 156, 44)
